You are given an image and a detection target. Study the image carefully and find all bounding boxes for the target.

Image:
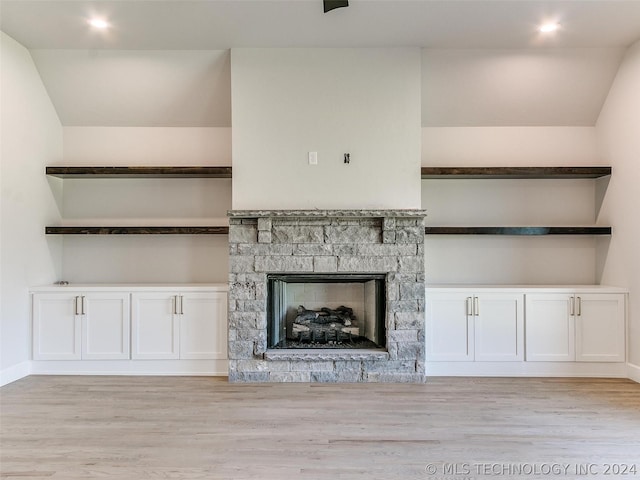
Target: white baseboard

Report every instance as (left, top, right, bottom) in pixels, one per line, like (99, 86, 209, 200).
(426, 361, 628, 377)
(30, 359, 228, 376)
(627, 363, 640, 383)
(0, 361, 32, 387)
(11, 360, 640, 382)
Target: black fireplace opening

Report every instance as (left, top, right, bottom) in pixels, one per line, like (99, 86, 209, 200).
(267, 273, 386, 349)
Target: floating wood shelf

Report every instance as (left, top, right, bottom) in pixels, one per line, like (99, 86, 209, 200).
(45, 226, 230, 235)
(421, 167, 612, 179)
(46, 226, 610, 236)
(424, 226, 612, 236)
(46, 166, 232, 178)
(47, 165, 611, 180)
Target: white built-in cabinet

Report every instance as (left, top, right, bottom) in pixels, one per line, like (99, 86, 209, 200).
(33, 291, 130, 360)
(36, 167, 231, 376)
(421, 168, 628, 378)
(425, 286, 627, 376)
(180, 292, 228, 359)
(526, 292, 625, 363)
(576, 294, 626, 362)
(33, 293, 82, 360)
(131, 293, 180, 359)
(31, 285, 228, 374)
(82, 293, 130, 360)
(426, 291, 523, 362)
(131, 291, 227, 360)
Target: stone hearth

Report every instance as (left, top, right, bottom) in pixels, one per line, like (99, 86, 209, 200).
(227, 210, 426, 383)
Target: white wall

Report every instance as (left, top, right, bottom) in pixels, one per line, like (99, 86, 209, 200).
(30, 50, 231, 127)
(63, 127, 231, 166)
(596, 39, 640, 369)
(0, 32, 63, 381)
(31, 51, 234, 284)
(59, 127, 232, 284)
(420, 49, 612, 284)
(61, 235, 229, 284)
(421, 126, 602, 285)
(425, 236, 597, 285)
(422, 127, 601, 166)
(421, 49, 623, 127)
(231, 48, 422, 210)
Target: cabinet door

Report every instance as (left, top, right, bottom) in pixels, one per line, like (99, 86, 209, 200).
(179, 292, 228, 359)
(525, 294, 575, 362)
(426, 292, 474, 361)
(33, 293, 82, 360)
(131, 293, 179, 359)
(82, 293, 130, 360)
(474, 293, 524, 362)
(575, 293, 625, 362)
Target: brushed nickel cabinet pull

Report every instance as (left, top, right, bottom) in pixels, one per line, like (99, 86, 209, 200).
(179, 296, 184, 315)
(569, 296, 575, 316)
(74, 296, 80, 316)
(81, 296, 86, 315)
(466, 297, 473, 316)
(577, 296, 582, 316)
(474, 296, 479, 316)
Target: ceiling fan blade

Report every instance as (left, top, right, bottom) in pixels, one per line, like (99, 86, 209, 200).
(323, 0, 349, 13)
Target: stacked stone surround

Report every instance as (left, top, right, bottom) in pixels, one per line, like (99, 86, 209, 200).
(227, 210, 427, 383)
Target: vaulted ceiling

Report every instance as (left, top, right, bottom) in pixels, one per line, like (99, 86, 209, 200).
(2, 0, 639, 127)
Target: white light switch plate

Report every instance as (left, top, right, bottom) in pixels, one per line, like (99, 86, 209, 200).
(308, 152, 318, 165)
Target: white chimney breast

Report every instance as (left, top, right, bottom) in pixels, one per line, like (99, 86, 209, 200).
(231, 48, 421, 210)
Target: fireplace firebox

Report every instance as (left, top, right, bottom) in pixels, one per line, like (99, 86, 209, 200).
(267, 274, 386, 349)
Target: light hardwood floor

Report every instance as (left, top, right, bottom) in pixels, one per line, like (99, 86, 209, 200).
(1, 376, 639, 479)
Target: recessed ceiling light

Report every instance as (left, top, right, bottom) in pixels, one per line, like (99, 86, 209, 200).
(88, 18, 110, 29)
(539, 23, 561, 33)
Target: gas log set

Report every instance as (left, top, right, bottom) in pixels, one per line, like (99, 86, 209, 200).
(292, 305, 361, 345)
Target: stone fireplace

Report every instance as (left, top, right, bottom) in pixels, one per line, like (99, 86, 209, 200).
(227, 210, 426, 383)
